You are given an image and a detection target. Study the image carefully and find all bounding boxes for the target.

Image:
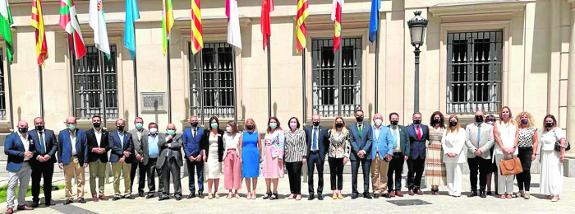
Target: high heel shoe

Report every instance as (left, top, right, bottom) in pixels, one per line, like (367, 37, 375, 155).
(263, 192, 272, 199)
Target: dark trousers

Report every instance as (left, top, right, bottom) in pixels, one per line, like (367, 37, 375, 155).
(517, 147, 533, 191)
(387, 152, 405, 192)
(130, 161, 139, 193)
(145, 158, 162, 194)
(328, 157, 344, 191)
(467, 156, 490, 192)
(351, 158, 371, 194)
(31, 162, 54, 204)
(161, 157, 182, 196)
(185, 159, 204, 193)
(286, 161, 302, 194)
(307, 152, 324, 194)
(132, 161, 147, 194)
(407, 158, 425, 190)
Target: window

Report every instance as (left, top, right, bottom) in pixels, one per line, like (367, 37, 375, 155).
(312, 38, 362, 117)
(189, 42, 236, 119)
(447, 31, 502, 114)
(0, 48, 5, 120)
(73, 45, 118, 119)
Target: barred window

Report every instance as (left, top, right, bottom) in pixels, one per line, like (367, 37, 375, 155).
(447, 31, 502, 114)
(73, 45, 119, 119)
(189, 42, 236, 120)
(0, 48, 5, 120)
(312, 38, 362, 117)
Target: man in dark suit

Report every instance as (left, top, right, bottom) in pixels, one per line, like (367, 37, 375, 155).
(4, 120, 35, 213)
(86, 115, 110, 202)
(129, 117, 148, 197)
(406, 112, 429, 195)
(108, 119, 134, 200)
(157, 123, 183, 201)
(182, 116, 205, 198)
(58, 116, 89, 204)
(387, 113, 410, 197)
(135, 122, 164, 198)
(304, 114, 329, 200)
(348, 109, 373, 199)
(29, 117, 57, 207)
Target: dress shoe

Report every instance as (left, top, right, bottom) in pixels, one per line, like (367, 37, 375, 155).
(373, 193, 380, 199)
(480, 191, 487, 198)
(187, 193, 196, 199)
(112, 196, 121, 201)
(396, 191, 404, 197)
(64, 199, 74, 204)
(124, 195, 133, 199)
(158, 195, 169, 201)
(382, 193, 390, 198)
(415, 189, 423, 195)
(363, 193, 372, 199)
(138, 192, 145, 197)
(99, 194, 108, 200)
(486, 191, 492, 195)
(468, 191, 478, 197)
(146, 194, 155, 199)
(317, 194, 324, 200)
(351, 193, 359, 199)
(31, 201, 39, 208)
(5, 208, 13, 214)
(408, 190, 414, 196)
(389, 191, 396, 197)
(198, 191, 203, 198)
(77, 198, 86, 203)
(16, 205, 33, 211)
(308, 194, 315, 200)
(175, 195, 182, 201)
(45, 202, 53, 207)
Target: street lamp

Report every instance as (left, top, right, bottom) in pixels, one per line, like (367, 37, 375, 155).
(407, 11, 428, 113)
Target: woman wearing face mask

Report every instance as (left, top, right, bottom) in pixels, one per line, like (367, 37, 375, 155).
(539, 114, 566, 202)
(515, 112, 538, 199)
(239, 118, 261, 200)
(262, 117, 285, 200)
(484, 114, 497, 195)
(493, 106, 518, 199)
(425, 111, 447, 195)
(441, 115, 467, 197)
(223, 121, 242, 199)
(328, 117, 351, 200)
(283, 117, 307, 200)
(202, 116, 224, 199)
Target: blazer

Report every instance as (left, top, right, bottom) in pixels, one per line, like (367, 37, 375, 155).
(202, 130, 224, 162)
(28, 129, 57, 164)
(406, 124, 429, 160)
(58, 128, 88, 166)
(388, 125, 411, 156)
(137, 133, 165, 165)
(304, 126, 330, 161)
(129, 128, 148, 157)
(157, 134, 183, 168)
(86, 128, 110, 163)
(348, 122, 373, 160)
(182, 127, 205, 158)
(465, 123, 495, 159)
(4, 132, 37, 172)
(370, 125, 396, 159)
(442, 128, 468, 163)
(108, 131, 135, 163)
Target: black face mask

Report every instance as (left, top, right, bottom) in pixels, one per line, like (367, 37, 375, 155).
(449, 121, 458, 127)
(356, 117, 364, 123)
(35, 125, 44, 131)
(475, 116, 484, 123)
(117, 126, 125, 132)
(545, 122, 554, 128)
(335, 123, 343, 128)
(93, 123, 101, 128)
(413, 120, 421, 125)
(312, 122, 320, 127)
(433, 119, 441, 124)
(18, 127, 28, 134)
(390, 121, 399, 126)
(190, 122, 198, 127)
(245, 125, 254, 130)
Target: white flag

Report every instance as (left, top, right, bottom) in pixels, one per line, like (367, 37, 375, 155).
(89, 0, 110, 56)
(226, 0, 242, 49)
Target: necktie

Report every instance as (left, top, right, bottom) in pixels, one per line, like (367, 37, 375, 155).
(312, 128, 318, 151)
(193, 128, 196, 138)
(477, 125, 481, 147)
(416, 125, 422, 140)
(359, 124, 363, 134)
(39, 132, 45, 154)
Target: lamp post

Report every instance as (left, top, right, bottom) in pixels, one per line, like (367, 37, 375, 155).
(407, 11, 428, 113)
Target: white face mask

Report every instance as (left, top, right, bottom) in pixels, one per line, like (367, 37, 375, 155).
(374, 119, 383, 126)
(226, 127, 233, 133)
(149, 128, 158, 135)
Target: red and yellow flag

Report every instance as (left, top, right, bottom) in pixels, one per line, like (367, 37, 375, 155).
(32, 0, 48, 65)
(191, 0, 203, 55)
(331, 0, 343, 52)
(295, 0, 308, 53)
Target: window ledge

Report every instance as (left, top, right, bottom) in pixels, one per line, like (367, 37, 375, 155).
(430, 1, 530, 17)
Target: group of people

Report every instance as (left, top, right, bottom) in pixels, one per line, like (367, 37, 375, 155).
(3, 107, 569, 214)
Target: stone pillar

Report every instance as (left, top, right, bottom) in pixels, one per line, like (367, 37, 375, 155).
(567, 4, 575, 154)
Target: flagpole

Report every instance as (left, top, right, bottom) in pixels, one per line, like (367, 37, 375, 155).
(99, 50, 107, 126)
(133, 25, 139, 117)
(67, 35, 76, 117)
(167, 40, 172, 123)
(301, 48, 306, 124)
(38, 65, 44, 117)
(374, 29, 380, 113)
(267, 38, 272, 118)
(6, 42, 14, 129)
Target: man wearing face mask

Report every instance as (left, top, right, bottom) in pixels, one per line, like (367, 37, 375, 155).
(4, 121, 36, 213)
(58, 116, 89, 204)
(387, 113, 410, 197)
(28, 117, 57, 207)
(465, 111, 494, 198)
(108, 119, 135, 200)
(157, 123, 183, 201)
(128, 117, 149, 197)
(86, 115, 110, 202)
(182, 116, 206, 198)
(406, 112, 429, 195)
(348, 109, 373, 199)
(304, 114, 329, 200)
(135, 122, 165, 198)
(370, 113, 396, 198)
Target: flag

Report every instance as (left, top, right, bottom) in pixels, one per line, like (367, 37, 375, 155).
(191, 0, 203, 55)
(260, 0, 274, 49)
(60, 0, 86, 59)
(162, 0, 174, 55)
(295, 0, 308, 53)
(0, 0, 13, 63)
(331, 0, 343, 52)
(369, 0, 380, 43)
(32, 0, 48, 66)
(226, 0, 241, 49)
(124, 0, 140, 59)
(89, 0, 110, 57)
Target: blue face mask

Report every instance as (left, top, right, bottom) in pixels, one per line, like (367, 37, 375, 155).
(167, 129, 176, 135)
(269, 122, 277, 130)
(211, 123, 218, 129)
(135, 123, 144, 130)
(67, 124, 76, 131)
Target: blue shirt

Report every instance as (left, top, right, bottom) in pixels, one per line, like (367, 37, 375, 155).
(148, 135, 160, 158)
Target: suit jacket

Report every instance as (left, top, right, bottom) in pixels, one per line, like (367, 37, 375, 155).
(388, 125, 411, 156)
(86, 128, 110, 163)
(406, 124, 429, 159)
(348, 122, 373, 160)
(371, 125, 396, 159)
(182, 127, 205, 158)
(4, 132, 37, 172)
(304, 126, 329, 161)
(28, 129, 57, 164)
(108, 131, 135, 163)
(465, 123, 495, 159)
(137, 133, 165, 165)
(442, 128, 468, 163)
(201, 130, 224, 162)
(157, 133, 183, 168)
(58, 128, 88, 166)
(129, 128, 148, 158)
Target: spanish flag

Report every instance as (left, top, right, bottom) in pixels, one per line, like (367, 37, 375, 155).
(32, 0, 48, 65)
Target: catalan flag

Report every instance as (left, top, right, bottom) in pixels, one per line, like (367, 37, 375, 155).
(260, 0, 274, 49)
(32, 0, 48, 65)
(0, 0, 13, 63)
(331, 0, 343, 52)
(191, 0, 203, 55)
(295, 0, 308, 53)
(59, 0, 86, 59)
(162, 0, 174, 55)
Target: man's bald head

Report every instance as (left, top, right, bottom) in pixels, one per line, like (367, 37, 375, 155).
(65, 116, 77, 124)
(167, 123, 176, 130)
(17, 120, 28, 128)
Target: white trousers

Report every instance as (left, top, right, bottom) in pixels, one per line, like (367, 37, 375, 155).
(445, 162, 463, 196)
(495, 154, 515, 195)
(6, 162, 32, 209)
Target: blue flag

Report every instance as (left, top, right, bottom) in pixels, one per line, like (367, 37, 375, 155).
(124, 0, 140, 59)
(369, 0, 380, 43)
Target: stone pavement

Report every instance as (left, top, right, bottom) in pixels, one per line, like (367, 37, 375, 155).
(1, 173, 573, 214)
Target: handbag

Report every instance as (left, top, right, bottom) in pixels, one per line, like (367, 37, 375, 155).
(499, 155, 523, 176)
(553, 129, 571, 152)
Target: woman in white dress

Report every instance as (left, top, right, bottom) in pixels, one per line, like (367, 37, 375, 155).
(441, 115, 467, 197)
(539, 114, 567, 202)
(493, 106, 518, 199)
(203, 116, 224, 199)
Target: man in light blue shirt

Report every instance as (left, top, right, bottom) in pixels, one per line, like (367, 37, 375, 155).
(370, 113, 396, 198)
(135, 122, 164, 198)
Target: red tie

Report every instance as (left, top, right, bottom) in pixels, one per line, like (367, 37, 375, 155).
(416, 125, 422, 140)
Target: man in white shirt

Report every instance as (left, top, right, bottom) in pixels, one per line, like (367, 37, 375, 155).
(4, 120, 35, 213)
(58, 116, 89, 204)
(86, 115, 110, 201)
